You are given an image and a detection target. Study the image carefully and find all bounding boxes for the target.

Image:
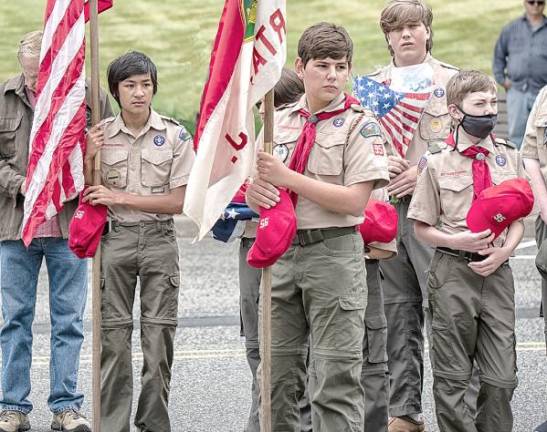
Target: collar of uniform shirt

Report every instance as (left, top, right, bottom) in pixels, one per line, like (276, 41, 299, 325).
(107, 109, 166, 139)
(288, 92, 346, 116)
(454, 127, 495, 153)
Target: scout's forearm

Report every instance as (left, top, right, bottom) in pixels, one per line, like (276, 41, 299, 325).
(501, 220, 524, 255)
(285, 171, 373, 217)
(413, 220, 450, 248)
(523, 158, 547, 206)
(0, 160, 25, 199)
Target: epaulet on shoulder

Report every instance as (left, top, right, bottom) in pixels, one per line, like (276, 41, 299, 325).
(276, 101, 298, 111)
(428, 141, 446, 154)
(160, 114, 181, 126)
(494, 137, 516, 148)
(97, 116, 115, 127)
(437, 60, 459, 72)
(366, 67, 384, 78)
(350, 103, 364, 113)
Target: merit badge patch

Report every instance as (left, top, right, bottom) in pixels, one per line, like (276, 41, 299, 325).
(333, 118, 345, 128)
(373, 143, 385, 156)
(433, 87, 445, 98)
(179, 128, 191, 142)
(495, 154, 507, 167)
(154, 135, 166, 146)
(417, 156, 428, 174)
(360, 122, 382, 139)
(273, 144, 289, 162)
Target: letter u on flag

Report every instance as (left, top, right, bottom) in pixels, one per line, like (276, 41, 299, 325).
(21, 0, 88, 246)
(184, 0, 287, 240)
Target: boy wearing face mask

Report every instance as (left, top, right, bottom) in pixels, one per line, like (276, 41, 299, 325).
(407, 70, 523, 432)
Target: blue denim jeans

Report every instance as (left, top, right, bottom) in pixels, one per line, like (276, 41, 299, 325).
(506, 87, 538, 149)
(0, 238, 87, 414)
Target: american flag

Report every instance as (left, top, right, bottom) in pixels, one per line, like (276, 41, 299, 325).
(21, 0, 87, 246)
(353, 76, 431, 158)
(211, 202, 258, 242)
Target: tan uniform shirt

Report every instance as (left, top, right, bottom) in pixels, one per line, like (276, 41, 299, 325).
(408, 132, 522, 246)
(101, 110, 195, 222)
(521, 85, 547, 179)
(270, 93, 390, 229)
(368, 54, 458, 164)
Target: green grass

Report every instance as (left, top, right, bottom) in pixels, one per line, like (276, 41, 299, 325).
(0, 0, 523, 132)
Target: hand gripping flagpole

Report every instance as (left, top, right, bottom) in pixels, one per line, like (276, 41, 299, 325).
(260, 89, 274, 432)
(89, 0, 102, 429)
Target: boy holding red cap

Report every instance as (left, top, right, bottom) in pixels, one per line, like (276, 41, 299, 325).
(408, 70, 524, 432)
(246, 22, 389, 431)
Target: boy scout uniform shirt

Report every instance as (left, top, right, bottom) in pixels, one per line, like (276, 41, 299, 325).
(408, 131, 523, 247)
(521, 85, 547, 179)
(368, 55, 458, 164)
(101, 110, 195, 222)
(272, 93, 390, 229)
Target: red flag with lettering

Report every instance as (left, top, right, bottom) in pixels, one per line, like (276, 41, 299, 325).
(184, 0, 287, 239)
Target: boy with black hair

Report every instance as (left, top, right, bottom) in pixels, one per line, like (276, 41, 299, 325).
(84, 51, 195, 432)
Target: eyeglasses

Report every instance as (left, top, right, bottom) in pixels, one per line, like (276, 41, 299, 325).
(527, 1, 545, 5)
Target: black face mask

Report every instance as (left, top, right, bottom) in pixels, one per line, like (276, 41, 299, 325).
(458, 108, 498, 139)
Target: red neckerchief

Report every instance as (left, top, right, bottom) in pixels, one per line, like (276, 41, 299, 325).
(288, 93, 359, 205)
(445, 133, 493, 200)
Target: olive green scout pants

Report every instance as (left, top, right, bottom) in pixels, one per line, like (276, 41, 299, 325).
(428, 250, 517, 432)
(361, 259, 389, 432)
(379, 198, 433, 418)
(270, 229, 367, 432)
(239, 238, 311, 432)
(100, 220, 180, 432)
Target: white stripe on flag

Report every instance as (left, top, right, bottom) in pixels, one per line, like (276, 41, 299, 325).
(40, 0, 72, 63)
(30, 12, 85, 147)
(23, 72, 85, 226)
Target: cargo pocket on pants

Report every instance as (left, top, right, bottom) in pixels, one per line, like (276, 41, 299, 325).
(364, 315, 388, 364)
(333, 295, 366, 351)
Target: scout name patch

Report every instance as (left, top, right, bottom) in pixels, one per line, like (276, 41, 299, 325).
(495, 155, 507, 167)
(360, 122, 382, 139)
(154, 135, 166, 146)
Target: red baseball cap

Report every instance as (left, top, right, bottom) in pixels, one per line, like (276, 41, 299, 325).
(247, 189, 297, 269)
(359, 200, 398, 245)
(466, 178, 534, 239)
(68, 192, 108, 258)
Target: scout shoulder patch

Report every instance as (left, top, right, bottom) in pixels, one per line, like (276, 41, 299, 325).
(360, 121, 382, 139)
(178, 126, 192, 142)
(417, 155, 428, 174)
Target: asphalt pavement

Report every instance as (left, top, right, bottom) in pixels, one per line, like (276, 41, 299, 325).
(0, 217, 545, 431)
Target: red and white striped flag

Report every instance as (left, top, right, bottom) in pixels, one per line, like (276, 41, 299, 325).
(353, 76, 431, 158)
(21, 0, 87, 246)
(184, 0, 287, 240)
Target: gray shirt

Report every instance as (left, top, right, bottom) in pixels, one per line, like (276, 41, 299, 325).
(493, 15, 547, 95)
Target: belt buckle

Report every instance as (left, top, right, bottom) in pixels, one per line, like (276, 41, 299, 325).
(297, 229, 324, 247)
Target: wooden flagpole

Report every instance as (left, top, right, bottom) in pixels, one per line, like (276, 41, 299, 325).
(89, 0, 102, 430)
(259, 89, 274, 432)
